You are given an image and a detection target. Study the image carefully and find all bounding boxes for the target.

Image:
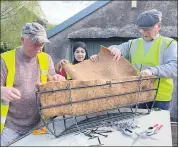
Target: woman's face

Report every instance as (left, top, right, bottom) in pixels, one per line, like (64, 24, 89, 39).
(74, 47, 86, 62)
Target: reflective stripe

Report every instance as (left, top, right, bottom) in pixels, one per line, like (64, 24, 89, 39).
(40, 70, 48, 75)
(1, 116, 6, 123)
(1, 103, 9, 133)
(1, 100, 9, 105)
(1, 104, 8, 133)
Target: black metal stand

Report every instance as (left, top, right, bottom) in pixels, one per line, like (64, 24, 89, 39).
(35, 77, 160, 138)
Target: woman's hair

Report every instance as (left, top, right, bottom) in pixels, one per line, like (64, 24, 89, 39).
(72, 41, 89, 64)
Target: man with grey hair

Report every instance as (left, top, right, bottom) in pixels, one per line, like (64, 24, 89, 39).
(91, 9, 177, 110)
(1, 22, 66, 146)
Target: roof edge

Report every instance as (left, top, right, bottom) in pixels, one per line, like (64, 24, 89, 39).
(47, 1, 110, 38)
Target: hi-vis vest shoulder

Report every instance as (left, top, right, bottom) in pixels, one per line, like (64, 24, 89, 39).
(130, 36, 176, 101)
(1, 49, 49, 133)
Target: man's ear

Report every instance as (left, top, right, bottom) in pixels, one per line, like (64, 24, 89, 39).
(20, 36, 24, 44)
(157, 23, 161, 31)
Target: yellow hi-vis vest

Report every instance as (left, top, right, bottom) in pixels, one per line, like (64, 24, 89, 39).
(1, 49, 49, 133)
(66, 72, 71, 80)
(131, 36, 176, 101)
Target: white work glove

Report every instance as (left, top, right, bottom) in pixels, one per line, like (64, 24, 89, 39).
(1, 86, 21, 102)
(140, 69, 153, 76)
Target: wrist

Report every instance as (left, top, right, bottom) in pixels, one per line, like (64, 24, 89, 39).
(1, 86, 10, 104)
(148, 67, 158, 76)
(1, 86, 6, 92)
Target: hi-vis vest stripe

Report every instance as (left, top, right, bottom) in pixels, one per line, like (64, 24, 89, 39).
(130, 36, 175, 101)
(1, 49, 49, 133)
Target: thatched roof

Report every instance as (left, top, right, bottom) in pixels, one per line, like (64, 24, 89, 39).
(68, 25, 177, 39)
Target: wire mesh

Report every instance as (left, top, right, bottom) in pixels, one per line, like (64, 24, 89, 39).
(35, 77, 160, 138)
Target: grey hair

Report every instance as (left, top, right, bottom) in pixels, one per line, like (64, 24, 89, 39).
(22, 34, 32, 39)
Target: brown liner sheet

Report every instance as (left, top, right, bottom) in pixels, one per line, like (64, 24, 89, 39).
(63, 46, 137, 80)
(37, 46, 156, 117)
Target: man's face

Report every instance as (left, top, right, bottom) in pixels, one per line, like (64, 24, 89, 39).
(139, 23, 161, 41)
(21, 36, 44, 58)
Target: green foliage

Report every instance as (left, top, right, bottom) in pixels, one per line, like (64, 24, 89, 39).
(36, 18, 56, 31)
(0, 42, 10, 53)
(47, 23, 56, 31)
(1, 1, 47, 51)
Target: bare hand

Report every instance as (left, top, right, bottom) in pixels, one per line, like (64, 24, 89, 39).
(60, 59, 69, 67)
(52, 74, 66, 81)
(108, 46, 121, 62)
(1, 86, 21, 102)
(56, 59, 69, 73)
(90, 54, 99, 62)
(140, 69, 153, 76)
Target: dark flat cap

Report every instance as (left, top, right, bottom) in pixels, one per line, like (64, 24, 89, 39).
(137, 9, 162, 28)
(22, 22, 50, 44)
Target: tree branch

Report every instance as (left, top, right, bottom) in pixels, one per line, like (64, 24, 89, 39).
(1, 2, 24, 18)
(1, 5, 24, 20)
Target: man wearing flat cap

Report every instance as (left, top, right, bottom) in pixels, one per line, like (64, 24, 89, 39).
(91, 9, 177, 110)
(1, 22, 66, 146)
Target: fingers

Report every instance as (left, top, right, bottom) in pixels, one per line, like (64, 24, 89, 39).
(90, 48, 121, 62)
(110, 48, 117, 55)
(35, 83, 41, 89)
(140, 69, 153, 76)
(111, 48, 121, 62)
(47, 74, 66, 81)
(116, 53, 121, 62)
(12, 87, 21, 99)
(1, 87, 21, 102)
(90, 55, 99, 62)
(60, 59, 69, 67)
(47, 74, 54, 81)
(52, 74, 66, 81)
(9, 91, 21, 100)
(59, 60, 64, 66)
(140, 72, 150, 76)
(140, 71, 146, 76)
(52, 74, 58, 81)
(111, 48, 120, 55)
(58, 75, 66, 81)
(9, 88, 21, 101)
(113, 52, 121, 62)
